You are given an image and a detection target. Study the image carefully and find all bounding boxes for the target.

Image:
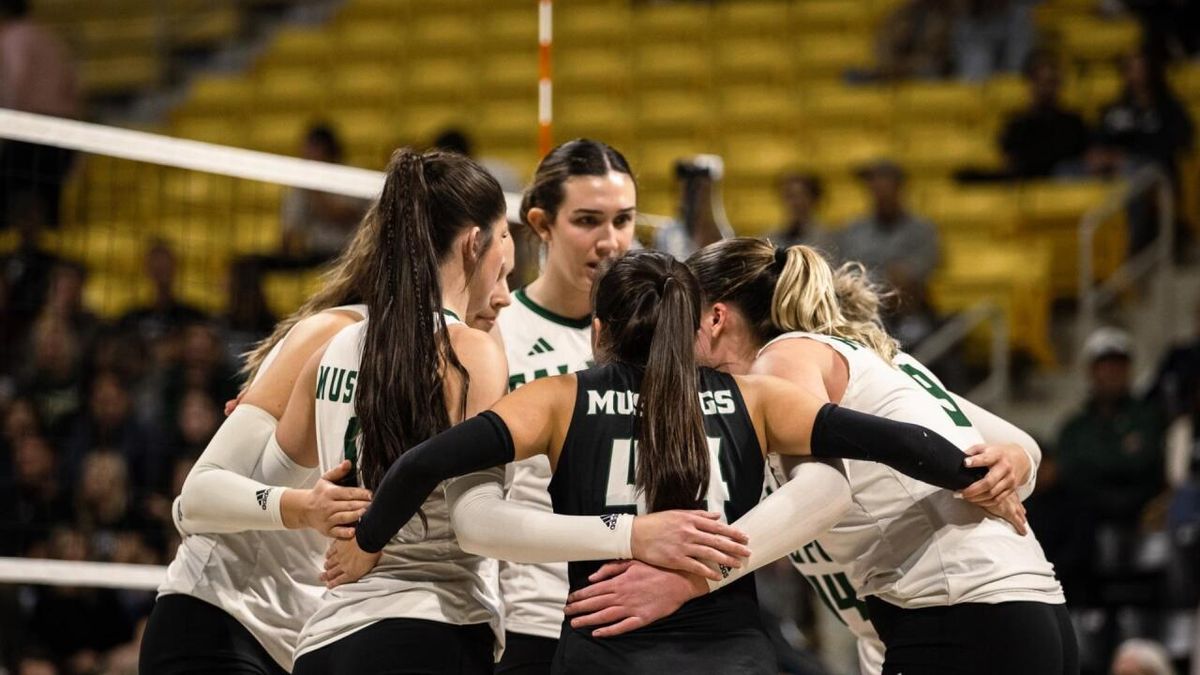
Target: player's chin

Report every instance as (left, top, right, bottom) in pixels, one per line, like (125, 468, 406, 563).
(473, 318, 495, 332)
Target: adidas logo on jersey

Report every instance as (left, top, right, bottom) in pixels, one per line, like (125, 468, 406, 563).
(256, 488, 272, 511)
(526, 337, 555, 357)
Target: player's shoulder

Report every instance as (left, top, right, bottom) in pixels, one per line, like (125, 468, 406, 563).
(290, 306, 364, 344)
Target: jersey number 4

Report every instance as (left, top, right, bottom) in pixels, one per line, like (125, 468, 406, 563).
(604, 437, 732, 520)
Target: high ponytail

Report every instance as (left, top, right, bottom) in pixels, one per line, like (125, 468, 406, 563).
(356, 149, 507, 492)
(688, 237, 899, 363)
(773, 246, 899, 363)
(593, 250, 709, 513)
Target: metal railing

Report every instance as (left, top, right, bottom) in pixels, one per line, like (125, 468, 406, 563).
(1077, 166, 1176, 363)
(913, 302, 1011, 407)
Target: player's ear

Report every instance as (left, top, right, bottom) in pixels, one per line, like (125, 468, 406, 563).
(709, 302, 730, 340)
(526, 207, 552, 244)
(590, 317, 602, 354)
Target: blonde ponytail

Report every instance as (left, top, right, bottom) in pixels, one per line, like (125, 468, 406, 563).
(771, 245, 899, 363)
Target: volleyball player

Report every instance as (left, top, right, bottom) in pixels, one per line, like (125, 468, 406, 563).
(565, 241, 1075, 675)
(334, 249, 1026, 673)
(140, 186, 405, 673)
(495, 139, 637, 675)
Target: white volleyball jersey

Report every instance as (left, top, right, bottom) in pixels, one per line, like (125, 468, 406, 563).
(295, 315, 504, 659)
(764, 332, 1064, 619)
(159, 304, 367, 672)
(495, 288, 594, 639)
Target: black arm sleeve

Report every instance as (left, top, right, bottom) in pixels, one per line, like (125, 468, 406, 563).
(355, 411, 516, 553)
(810, 403, 986, 490)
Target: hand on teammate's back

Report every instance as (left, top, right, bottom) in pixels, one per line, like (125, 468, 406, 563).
(322, 536, 382, 589)
(980, 492, 1028, 536)
(281, 460, 373, 538)
(631, 511, 750, 581)
(960, 443, 1030, 508)
(563, 560, 706, 637)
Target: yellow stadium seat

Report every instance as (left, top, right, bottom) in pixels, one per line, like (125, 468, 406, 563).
(983, 73, 1029, 118)
(172, 116, 246, 147)
(818, 178, 871, 227)
(798, 84, 893, 133)
(805, 131, 895, 176)
(634, 3, 711, 41)
(263, 269, 324, 318)
(338, 0, 406, 22)
(479, 53, 539, 97)
(185, 75, 255, 114)
(557, 47, 632, 91)
(556, 3, 632, 42)
(80, 17, 158, 56)
(918, 184, 1021, 236)
(405, 57, 477, 101)
(80, 55, 163, 96)
(717, 84, 799, 131)
(1077, 67, 1123, 111)
(898, 126, 1003, 176)
(722, 133, 803, 183)
(477, 99, 539, 143)
(264, 27, 335, 66)
(633, 42, 710, 85)
(793, 33, 874, 79)
(408, 13, 479, 54)
(635, 88, 714, 133)
(725, 184, 784, 236)
(246, 113, 312, 155)
(85, 271, 151, 319)
(1171, 64, 1200, 103)
(399, 103, 472, 143)
(335, 19, 405, 63)
(484, 8, 538, 45)
(254, 65, 329, 110)
(172, 5, 241, 49)
(790, 0, 873, 34)
(713, 38, 794, 82)
(715, 1, 789, 37)
(894, 81, 986, 126)
(1060, 17, 1141, 63)
(557, 94, 635, 142)
(328, 63, 403, 109)
(332, 109, 398, 158)
(1019, 180, 1126, 296)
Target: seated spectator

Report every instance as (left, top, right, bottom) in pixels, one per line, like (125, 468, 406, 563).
(61, 371, 154, 499)
(1056, 328, 1166, 558)
(223, 258, 277, 365)
(118, 241, 207, 351)
(19, 315, 84, 439)
(1110, 638, 1176, 675)
(837, 160, 941, 347)
(0, 202, 60, 357)
(1149, 299, 1200, 419)
(767, 171, 835, 253)
(999, 52, 1091, 179)
(0, 433, 70, 557)
(74, 450, 159, 563)
(872, 0, 954, 81)
(279, 124, 367, 264)
(168, 386, 221, 461)
(951, 0, 1034, 82)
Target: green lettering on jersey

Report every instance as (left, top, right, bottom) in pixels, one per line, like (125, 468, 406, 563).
(806, 572, 870, 624)
(342, 370, 357, 403)
(316, 366, 330, 399)
(899, 363, 972, 427)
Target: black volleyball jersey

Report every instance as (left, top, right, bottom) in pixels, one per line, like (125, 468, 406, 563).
(548, 362, 766, 635)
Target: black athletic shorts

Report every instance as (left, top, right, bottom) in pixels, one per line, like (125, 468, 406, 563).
(292, 618, 494, 675)
(139, 593, 287, 675)
(551, 624, 776, 675)
(866, 597, 1079, 675)
(495, 632, 557, 675)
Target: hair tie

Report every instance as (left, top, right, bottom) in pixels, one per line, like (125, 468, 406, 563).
(773, 247, 789, 272)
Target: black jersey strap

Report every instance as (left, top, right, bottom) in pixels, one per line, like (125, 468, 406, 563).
(356, 411, 516, 553)
(810, 403, 986, 490)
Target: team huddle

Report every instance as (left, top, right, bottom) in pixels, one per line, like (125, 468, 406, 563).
(137, 141, 1076, 675)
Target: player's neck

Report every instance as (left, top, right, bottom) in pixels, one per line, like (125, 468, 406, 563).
(438, 264, 469, 322)
(525, 273, 591, 321)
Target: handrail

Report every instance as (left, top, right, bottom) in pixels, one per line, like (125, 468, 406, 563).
(1077, 166, 1175, 364)
(912, 302, 1010, 407)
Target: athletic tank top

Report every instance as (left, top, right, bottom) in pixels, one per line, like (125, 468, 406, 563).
(158, 303, 367, 671)
(295, 314, 504, 659)
(763, 332, 1065, 617)
(549, 363, 765, 635)
(495, 288, 593, 639)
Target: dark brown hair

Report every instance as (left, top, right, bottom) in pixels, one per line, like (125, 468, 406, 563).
(519, 139, 635, 228)
(356, 149, 506, 491)
(592, 250, 708, 513)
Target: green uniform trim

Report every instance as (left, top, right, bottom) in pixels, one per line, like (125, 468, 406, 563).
(515, 288, 592, 330)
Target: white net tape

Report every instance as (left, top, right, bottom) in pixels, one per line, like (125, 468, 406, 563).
(0, 557, 164, 591)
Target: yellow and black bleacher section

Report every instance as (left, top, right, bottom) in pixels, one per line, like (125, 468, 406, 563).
(15, 0, 1200, 369)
